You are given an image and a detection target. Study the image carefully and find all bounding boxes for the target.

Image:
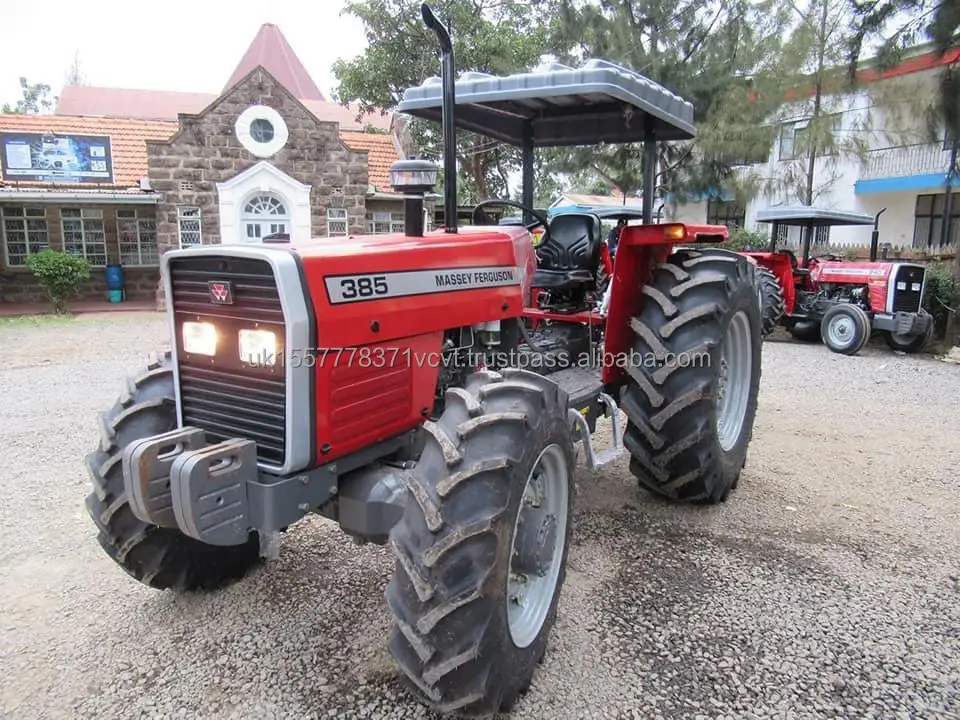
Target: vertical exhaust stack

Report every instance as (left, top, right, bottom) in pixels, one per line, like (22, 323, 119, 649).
(421, 3, 458, 233)
(870, 207, 887, 262)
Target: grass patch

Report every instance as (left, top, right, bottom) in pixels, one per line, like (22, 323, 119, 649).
(0, 314, 78, 328)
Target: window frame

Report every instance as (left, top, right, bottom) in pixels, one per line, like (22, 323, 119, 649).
(177, 206, 203, 248)
(327, 207, 349, 237)
(116, 208, 159, 267)
(913, 192, 960, 248)
(1, 206, 49, 267)
(706, 200, 746, 229)
(60, 207, 107, 267)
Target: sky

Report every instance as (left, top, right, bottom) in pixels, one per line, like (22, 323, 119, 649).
(0, 0, 369, 108)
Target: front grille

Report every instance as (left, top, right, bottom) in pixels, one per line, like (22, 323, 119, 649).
(168, 255, 287, 467)
(891, 265, 924, 313)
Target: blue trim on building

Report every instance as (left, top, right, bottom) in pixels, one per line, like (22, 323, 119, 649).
(663, 188, 735, 204)
(854, 173, 946, 194)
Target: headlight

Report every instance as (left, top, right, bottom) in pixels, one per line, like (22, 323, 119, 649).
(182, 321, 217, 356)
(239, 328, 278, 366)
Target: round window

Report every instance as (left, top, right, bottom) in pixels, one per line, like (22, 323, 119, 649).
(250, 118, 275, 143)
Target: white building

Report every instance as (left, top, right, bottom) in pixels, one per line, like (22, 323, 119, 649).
(666, 43, 960, 250)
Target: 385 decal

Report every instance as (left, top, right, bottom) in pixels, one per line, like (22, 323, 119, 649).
(324, 265, 520, 305)
(339, 276, 389, 299)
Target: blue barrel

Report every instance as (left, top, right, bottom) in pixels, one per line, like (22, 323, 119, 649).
(105, 264, 124, 292)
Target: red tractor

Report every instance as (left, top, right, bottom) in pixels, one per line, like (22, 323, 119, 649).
(83, 5, 763, 717)
(743, 205, 934, 354)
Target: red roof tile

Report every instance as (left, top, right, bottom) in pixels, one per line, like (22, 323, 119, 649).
(0, 115, 177, 188)
(339, 131, 401, 190)
(224, 24, 325, 101)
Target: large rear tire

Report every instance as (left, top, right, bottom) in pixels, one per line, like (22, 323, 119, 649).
(755, 266, 786, 338)
(386, 369, 575, 717)
(621, 247, 762, 503)
(84, 350, 262, 590)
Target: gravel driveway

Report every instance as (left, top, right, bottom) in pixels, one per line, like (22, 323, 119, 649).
(0, 313, 958, 720)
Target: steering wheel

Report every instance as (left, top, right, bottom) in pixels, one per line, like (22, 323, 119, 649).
(471, 199, 550, 235)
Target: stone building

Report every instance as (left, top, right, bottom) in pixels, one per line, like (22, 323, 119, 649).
(0, 23, 411, 307)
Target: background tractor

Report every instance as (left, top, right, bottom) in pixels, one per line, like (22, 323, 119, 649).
(83, 4, 763, 717)
(739, 204, 934, 355)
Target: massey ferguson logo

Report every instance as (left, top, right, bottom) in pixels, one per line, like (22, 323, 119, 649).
(208, 280, 234, 304)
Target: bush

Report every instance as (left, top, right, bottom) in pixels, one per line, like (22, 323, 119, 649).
(25, 250, 91, 314)
(922, 262, 959, 339)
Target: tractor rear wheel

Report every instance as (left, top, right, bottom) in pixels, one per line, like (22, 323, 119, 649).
(755, 266, 786, 338)
(386, 369, 575, 717)
(821, 304, 871, 355)
(84, 350, 262, 590)
(621, 247, 762, 504)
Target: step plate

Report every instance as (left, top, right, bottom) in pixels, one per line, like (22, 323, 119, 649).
(170, 439, 258, 546)
(122, 427, 206, 527)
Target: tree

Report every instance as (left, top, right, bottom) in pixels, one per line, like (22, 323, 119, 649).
(756, 0, 873, 206)
(538, 0, 795, 206)
(332, 0, 551, 202)
(1, 77, 55, 114)
(64, 51, 88, 87)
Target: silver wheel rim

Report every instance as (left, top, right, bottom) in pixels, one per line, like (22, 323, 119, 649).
(507, 443, 569, 649)
(716, 310, 752, 452)
(826, 314, 857, 349)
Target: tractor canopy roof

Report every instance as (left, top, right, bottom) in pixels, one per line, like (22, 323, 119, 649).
(754, 204, 875, 227)
(397, 58, 695, 147)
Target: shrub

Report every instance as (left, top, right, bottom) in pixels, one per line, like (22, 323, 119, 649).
(922, 262, 959, 338)
(721, 227, 769, 251)
(25, 250, 91, 314)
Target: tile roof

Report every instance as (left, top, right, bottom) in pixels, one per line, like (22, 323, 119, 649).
(339, 131, 400, 191)
(0, 115, 400, 193)
(224, 24, 325, 101)
(0, 115, 178, 188)
(55, 85, 392, 131)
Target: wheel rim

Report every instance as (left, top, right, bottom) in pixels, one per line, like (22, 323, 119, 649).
(716, 310, 752, 453)
(507, 443, 569, 649)
(826, 314, 856, 349)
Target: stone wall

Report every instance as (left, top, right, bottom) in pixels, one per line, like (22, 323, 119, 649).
(147, 66, 370, 308)
(0, 201, 159, 304)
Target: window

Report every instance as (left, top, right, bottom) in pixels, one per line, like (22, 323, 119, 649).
(813, 225, 830, 246)
(779, 114, 842, 161)
(177, 207, 203, 248)
(242, 193, 289, 242)
(913, 193, 960, 248)
(2, 207, 49, 266)
(365, 210, 405, 234)
(61, 208, 106, 266)
(327, 208, 348, 236)
(116, 209, 158, 266)
(706, 200, 745, 229)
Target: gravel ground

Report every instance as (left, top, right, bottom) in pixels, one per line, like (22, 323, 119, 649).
(0, 313, 958, 720)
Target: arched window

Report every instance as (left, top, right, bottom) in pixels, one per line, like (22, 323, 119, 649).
(241, 193, 290, 242)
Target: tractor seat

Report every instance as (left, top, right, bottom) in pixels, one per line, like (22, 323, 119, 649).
(533, 213, 603, 289)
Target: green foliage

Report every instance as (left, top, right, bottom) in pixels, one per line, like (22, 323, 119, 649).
(1, 77, 55, 114)
(922, 262, 959, 338)
(728, 227, 770, 250)
(25, 250, 91, 314)
(332, 0, 551, 202)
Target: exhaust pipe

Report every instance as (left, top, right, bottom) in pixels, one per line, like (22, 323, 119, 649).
(421, 3, 457, 234)
(870, 207, 886, 262)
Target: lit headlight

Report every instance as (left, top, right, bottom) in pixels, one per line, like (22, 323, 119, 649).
(182, 321, 217, 356)
(239, 329, 278, 366)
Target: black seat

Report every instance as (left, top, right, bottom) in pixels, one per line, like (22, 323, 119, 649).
(533, 213, 604, 290)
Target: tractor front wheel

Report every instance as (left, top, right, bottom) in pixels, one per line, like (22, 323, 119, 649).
(385, 369, 575, 717)
(621, 247, 762, 504)
(755, 266, 786, 338)
(84, 350, 262, 590)
(821, 304, 871, 355)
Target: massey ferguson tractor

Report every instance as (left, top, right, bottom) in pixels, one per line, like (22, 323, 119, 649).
(744, 204, 934, 354)
(83, 5, 763, 717)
